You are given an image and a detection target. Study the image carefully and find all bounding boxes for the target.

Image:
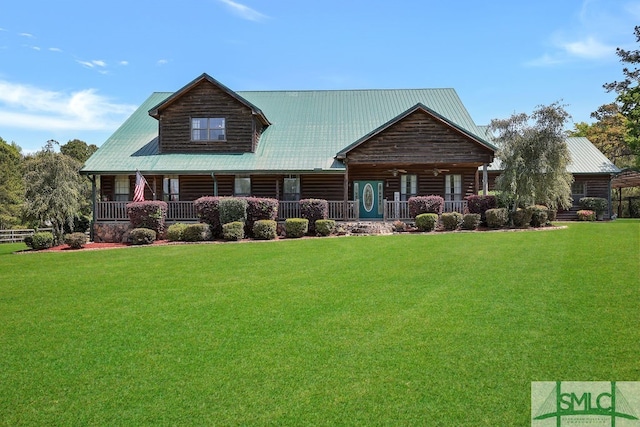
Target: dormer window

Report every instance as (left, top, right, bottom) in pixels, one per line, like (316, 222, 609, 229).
(192, 117, 226, 141)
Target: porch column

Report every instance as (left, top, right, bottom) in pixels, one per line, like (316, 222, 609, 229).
(90, 175, 96, 241)
(482, 164, 489, 195)
(343, 159, 349, 220)
(211, 173, 218, 197)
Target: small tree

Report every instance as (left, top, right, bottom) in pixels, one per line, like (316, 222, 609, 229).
(23, 141, 86, 243)
(490, 102, 573, 213)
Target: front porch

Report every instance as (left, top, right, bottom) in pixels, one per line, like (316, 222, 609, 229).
(94, 200, 469, 223)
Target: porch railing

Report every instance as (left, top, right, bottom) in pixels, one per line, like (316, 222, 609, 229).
(383, 200, 468, 221)
(96, 201, 359, 222)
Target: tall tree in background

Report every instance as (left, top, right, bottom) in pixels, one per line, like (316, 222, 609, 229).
(0, 137, 25, 228)
(490, 102, 573, 212)
(570, 103, 635, 167)
(604, 25, 640, 167)
(60, 139, 98, 163)
(23, 140, 85, 243)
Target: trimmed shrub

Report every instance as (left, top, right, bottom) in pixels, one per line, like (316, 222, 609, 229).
(64, 232, 87, 249)
(194, 197, 222, 237)
(182, 223, 212, 242)
(253, 220, 277, 240)
(577, 209, 596, 221)
(528, 205, 549, 228)
(441, 212, 463, 231)
(130, 228, 156, 245)
(285, 218, 308, 238)
(415, 213, 438, 232)
(511, 208, 533, 228)
(28, 231, 54, 250)
(315, 219, 336, 236)
(466, 195, 497, 223)
(219, 198, 247, 226)
(127, 201, 168, 235)
(461, 213, 481, 230)
(299, 199, 328, 234)
(245, 197, 279, 236)
(579, 197, 608, 218)
(222, 221, 244, 241)
(409, 196, 444, 217)
(166, 223, 189, 241)
(486, 208, 509, 228)
(23, 235, 33, 247)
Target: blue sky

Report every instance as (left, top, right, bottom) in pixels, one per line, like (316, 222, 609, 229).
(1, 0, 639, 153)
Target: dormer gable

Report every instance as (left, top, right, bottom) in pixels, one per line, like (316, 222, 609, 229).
(148, 73, 270, 154)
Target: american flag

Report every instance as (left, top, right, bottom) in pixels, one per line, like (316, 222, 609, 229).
(133, 171, 148, 202)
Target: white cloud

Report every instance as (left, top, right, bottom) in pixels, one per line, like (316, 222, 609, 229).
(157, 59, 169, 66)
(560, 36, 613, 59)
(49, 47, 63, 53)
(218, 0, 268, 21)
(119, 60, 129, 66)
(19, 32, 34, 38)
(0, 80, 136, 132)
(76, 59, 108, 69)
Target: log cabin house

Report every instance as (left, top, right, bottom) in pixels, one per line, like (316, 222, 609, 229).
(81, 73, 619, 239)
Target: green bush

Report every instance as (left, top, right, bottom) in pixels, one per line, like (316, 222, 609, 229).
(461, 213, 481, 230)
(253, 220, 277, 240)
(222, 221, 245, 241)
(441, 212, 463, 231)
(315, 219, 335, 236)
(130, 228, 156, 245)
(528, 205, 549, 228)
(182, 223, 212, 242)
(577, 210, 596, 221)
(415, 213, 438, 232)
(166, 223, 189, 241)
(579, 197, 608, 217)
(511, 208, 533, 228)
(486, 208, 509, 228)
(285, 218, 308, 238)
(63, 232, 87, 249)
(219, 198, 247, 226)
(28, 231, 54, 250)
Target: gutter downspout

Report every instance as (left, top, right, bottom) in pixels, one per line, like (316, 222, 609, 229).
(211, 173, 218, 197)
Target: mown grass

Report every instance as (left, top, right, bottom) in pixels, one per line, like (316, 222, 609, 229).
(0, 220, 638, 426)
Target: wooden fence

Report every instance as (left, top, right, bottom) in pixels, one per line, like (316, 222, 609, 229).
(0, 228, 54, 244)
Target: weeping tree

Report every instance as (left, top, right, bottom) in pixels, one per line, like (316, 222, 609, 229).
(489, 102, 573, 212)
(23, 140, 86, 244)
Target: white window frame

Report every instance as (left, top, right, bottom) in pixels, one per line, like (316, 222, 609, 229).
(283, 175, 300, 201)
(445, 174, 462, 202)
(234, 176, 251, 197)
(163, 176, 179, 201)
(114, 175, 130, 201)
(191, 117, 226, 141)
(400, 174, 417, 201)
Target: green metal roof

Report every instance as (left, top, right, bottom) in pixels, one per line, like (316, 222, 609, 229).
(82, 87, 493, 175)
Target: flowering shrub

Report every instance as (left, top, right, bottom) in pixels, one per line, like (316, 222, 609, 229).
(299, 199, 328, 234)
(409, 196, 444, 217)
(63, 232, 87, 249)
(245, 197, 278, 236)
(285, 218, 308, 238)
(129, 228, 156, 245)
(461, 213, 481, 230)
(182, 223, 212, 242)
(577, 210, 596, 221)
(253, 220, 277, 240)
(441, 212, 463, 231)
(466, 195, 497, 223)
(579, 197, 608, 217)
(194, 197, 222, 237)
(222, 221, 244, 241)
(127, 201, 167, 235)
(485, 208, 509, 228)
(219, 198, 247, 226)
(315, 219, 335, 236)
(415, 213, 438, 231)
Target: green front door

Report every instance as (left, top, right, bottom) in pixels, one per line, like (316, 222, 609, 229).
(355, 180, 384, 219)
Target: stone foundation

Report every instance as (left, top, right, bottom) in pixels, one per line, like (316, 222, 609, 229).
(93, 222, 131, 243)
(341, 222, 394, 235)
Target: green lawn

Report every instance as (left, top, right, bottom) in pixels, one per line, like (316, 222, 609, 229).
(0, 221, 638, 426)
